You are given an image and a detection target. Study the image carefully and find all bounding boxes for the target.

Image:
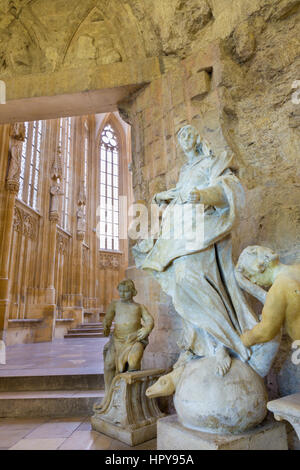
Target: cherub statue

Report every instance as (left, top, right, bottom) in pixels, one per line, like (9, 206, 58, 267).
(236, 246, 300, 347)
(98, 279, 154, 406)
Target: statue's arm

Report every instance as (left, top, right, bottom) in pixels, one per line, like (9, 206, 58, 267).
(240, 280, 286, 347)
(235, 270, 267, 304)
(137, 304, 154, 340)
(153, 187, 178, 205)
(190, 184, 228, 208)
(103, 301, 116, 336)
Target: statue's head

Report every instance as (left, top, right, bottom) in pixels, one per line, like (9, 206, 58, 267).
(177, 125, 212, 158)
(117, 279, 137, 300)
(236, 245, 279, 288)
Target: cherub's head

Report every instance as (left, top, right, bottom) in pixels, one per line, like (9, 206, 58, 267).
(117, 279, 137, 301)
(236, 245, 279, 288)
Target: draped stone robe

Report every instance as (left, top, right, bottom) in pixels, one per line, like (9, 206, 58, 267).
(133, 152, 279, 377)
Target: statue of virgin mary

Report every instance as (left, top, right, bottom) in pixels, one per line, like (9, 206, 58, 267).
(133, 125, 279, 382)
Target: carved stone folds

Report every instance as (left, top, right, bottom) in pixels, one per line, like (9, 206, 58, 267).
(91, 369, 165, 446)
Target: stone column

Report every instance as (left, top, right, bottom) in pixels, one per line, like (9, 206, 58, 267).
(75, 184, 86, 306)
(48, 146, 63, 294)
(26, 146, 64, 343)
(0, 123, 25, 362)
(61, 116, 86, 326)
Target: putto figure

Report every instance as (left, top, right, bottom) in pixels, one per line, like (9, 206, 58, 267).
(102, 279, 154, 398)
(236, 245, 300, 346)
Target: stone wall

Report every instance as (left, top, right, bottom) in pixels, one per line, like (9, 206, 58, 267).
(0, 0, 299, 443)
(121, 1, 300, 405)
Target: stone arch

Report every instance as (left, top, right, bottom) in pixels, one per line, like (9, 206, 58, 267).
(63, 7, 122, 68)
(0, 16, 43, 76)
(62, 2, 147, 69)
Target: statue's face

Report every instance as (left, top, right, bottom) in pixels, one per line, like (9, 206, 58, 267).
(247, 269, 273, 289)
(178, 126, 198, 153)
(238, 246, 278, 288)
(118, 284, 133, 301)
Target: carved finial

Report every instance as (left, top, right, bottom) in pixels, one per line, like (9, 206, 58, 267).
(49, 146, 63, 221)
(50, 146, 63, 181)
(77, 182, 86, 240)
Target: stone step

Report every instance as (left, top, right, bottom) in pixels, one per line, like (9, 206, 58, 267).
(64, 332, 103, 339)
(0, 374, 104, 392)
(79, 323, 102, 328)
(0, 389, 105, 418)
(67, 328, 103, 334)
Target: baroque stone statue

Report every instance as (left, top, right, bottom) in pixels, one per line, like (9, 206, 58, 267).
(98, 279, 154, 406)
(133, 125, 279, 434)
(236, 245, 300, 396)
(236, 245, 300, 347)
(91, 280, 164, 446)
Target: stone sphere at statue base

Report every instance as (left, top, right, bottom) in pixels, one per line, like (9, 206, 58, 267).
(174, 356, 268, 434)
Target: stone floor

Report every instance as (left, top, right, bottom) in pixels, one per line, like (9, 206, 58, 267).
(0, 338, 106, 376)
(0, 338, 157, 450)
(0, 416, 157, 450)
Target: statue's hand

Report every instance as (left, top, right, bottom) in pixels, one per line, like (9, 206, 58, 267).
(126, 332, 138, 343)
(240, 330, 253, 348)
(137, 327, 148, 341)
(153, 192, 166, 205)
(189, 188, 201, 203)
(153, 191, 175, 206)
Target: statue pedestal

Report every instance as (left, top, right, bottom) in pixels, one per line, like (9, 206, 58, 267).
(91, 369, 165, 446)
(157, 415, 288, 450)
(267, 393, 300, 441)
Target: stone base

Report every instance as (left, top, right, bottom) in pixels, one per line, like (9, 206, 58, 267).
(0, 340, 5, 364)
(268, 393, 300, 442)
(157, 415, 288, 450)
(91, 416, 157, 446)
(91, 369, 165, 446)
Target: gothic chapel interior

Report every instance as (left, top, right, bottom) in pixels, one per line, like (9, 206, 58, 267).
(0, 0, 299, 452)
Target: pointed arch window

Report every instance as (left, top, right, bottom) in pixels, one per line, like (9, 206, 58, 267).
(84, 120, 89, 198)
(99, 124, 119, 251)
(18, 120, 43, 211)
(59, 117, 72, 231)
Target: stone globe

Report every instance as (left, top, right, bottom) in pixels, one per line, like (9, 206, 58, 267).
(174, 356, 268, 434)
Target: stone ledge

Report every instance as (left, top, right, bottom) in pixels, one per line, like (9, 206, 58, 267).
(157, 415, 288, 450)
(55, 319, 74, 323)
(8, 319, 43, 327)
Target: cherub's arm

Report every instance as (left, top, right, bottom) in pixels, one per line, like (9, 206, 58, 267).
(137, 305, 154, 341)
(240, 279, 286, 347)
(103, 301, 116, 337)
